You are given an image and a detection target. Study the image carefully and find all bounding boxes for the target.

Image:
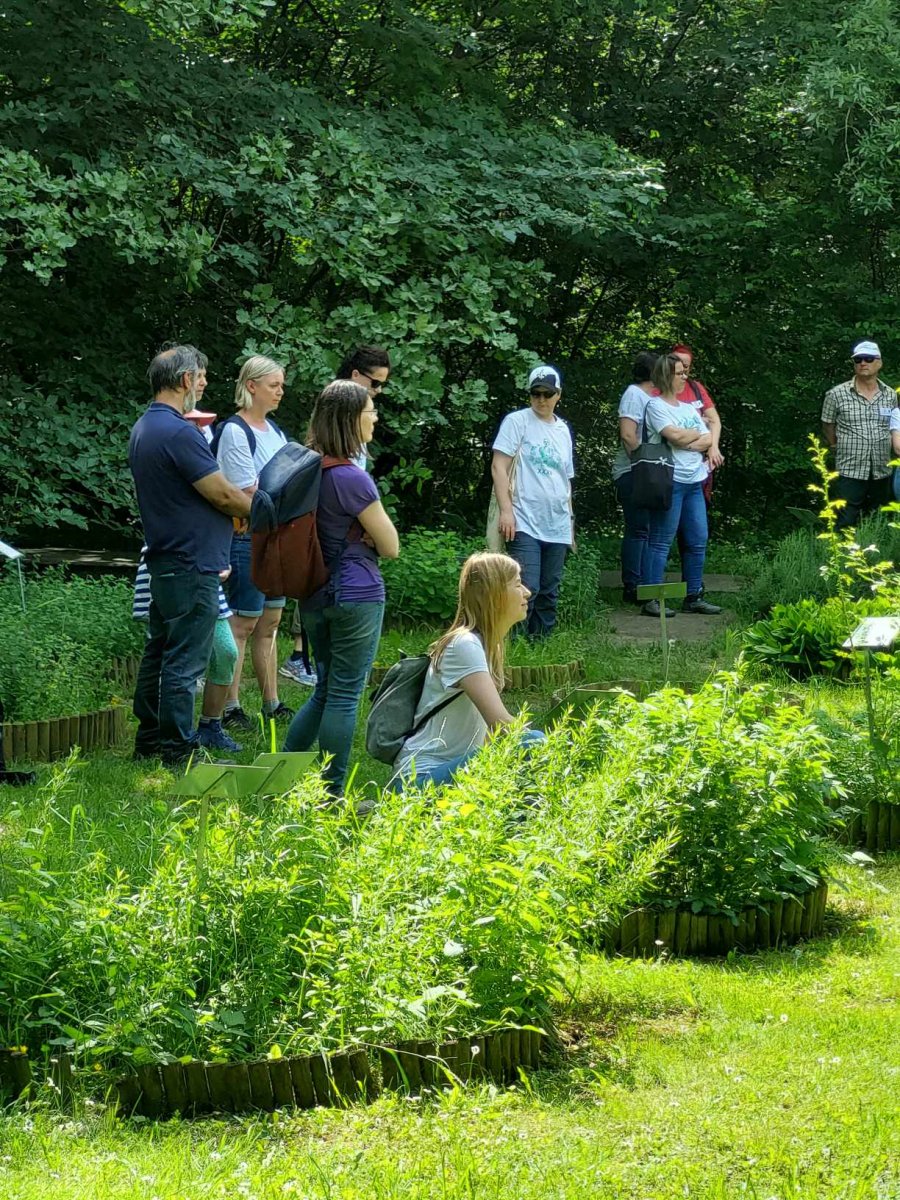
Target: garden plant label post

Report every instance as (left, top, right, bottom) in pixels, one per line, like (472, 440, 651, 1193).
(637, 582, 688, 676)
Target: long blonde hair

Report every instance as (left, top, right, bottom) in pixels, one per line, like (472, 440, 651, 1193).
(234, 355, 285, 410)
(430, 552, 519, 688)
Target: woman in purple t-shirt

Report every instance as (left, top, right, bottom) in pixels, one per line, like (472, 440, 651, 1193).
(283, 380, 400, 794)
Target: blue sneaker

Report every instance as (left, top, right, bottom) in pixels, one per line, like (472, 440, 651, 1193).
(198, 719, 242, 753)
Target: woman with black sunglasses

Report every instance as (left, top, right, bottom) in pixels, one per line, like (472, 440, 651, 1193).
(490, 364, 574, 639)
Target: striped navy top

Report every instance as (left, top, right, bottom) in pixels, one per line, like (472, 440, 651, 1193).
(132, 548, 231, 621)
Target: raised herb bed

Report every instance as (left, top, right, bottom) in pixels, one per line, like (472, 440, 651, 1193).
(603, 881, 829, 958)
(2, 705, 128, 764)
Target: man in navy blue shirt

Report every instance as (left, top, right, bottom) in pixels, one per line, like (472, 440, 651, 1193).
(129, 345, 252, 764)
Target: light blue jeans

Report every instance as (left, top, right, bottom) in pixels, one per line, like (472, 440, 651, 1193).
(283, 601, 384, 794)
(394, 727, 546, 792)
(646, 480, 708, 596)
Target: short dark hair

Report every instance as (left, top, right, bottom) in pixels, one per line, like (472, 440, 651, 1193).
(147, 345, 202, 396)
(336, 345, 391, 380)
(307, 380, 369, 460)
(157, 340, 208, 371)
(632, 351, 658, 384)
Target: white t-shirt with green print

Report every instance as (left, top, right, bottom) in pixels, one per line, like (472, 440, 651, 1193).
(493, 408, 574, 545)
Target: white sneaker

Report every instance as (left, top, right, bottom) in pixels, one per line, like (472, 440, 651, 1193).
(279, 659, 317, 687)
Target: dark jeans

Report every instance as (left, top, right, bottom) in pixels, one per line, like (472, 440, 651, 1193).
(834, 474, 893, 530)
(283, 601, 384, 794)
(133, 561, 219, 762)
(615, 473, 650, 592)
(646, 481, 708, 596)
(507, 531, 568, 639)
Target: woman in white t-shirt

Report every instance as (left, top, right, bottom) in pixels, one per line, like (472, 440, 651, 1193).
(393, 553, 543, 789)
(214, 355, 291, 730)
(612, 351, 658, 605)
(642, 354, 721, 617)
(491, 364, 574, 640)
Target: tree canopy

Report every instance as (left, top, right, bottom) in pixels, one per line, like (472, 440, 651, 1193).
(2, 0, 898, 540)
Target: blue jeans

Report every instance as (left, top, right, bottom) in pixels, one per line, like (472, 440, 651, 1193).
(133, 561, 219, 761)
(646, 481, 708, 596)
(394, 728, 546, 792)
(893, 468, 900, 502)
(507, 532, 568, 639)
(283, 601, 384, 794)
(226, 533, 286, 617)
(615, 473, 650, 591)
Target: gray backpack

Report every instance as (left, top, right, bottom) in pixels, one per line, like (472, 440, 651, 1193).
(366, 653, 463, 765)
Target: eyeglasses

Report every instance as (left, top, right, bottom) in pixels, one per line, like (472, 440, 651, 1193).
(530, 389, 557, 400)
(362, 406, 377, 417)
(852, 355, 878, 364)
(359, 373, 388, 391)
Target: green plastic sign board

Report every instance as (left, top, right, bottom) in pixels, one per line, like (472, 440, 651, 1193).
(250, 752, 318, 793)
(636, 582, 687, 600)
(172, 752, 318, 797)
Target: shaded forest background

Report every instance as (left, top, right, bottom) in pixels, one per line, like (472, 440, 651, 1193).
(2, 0, 900, 545)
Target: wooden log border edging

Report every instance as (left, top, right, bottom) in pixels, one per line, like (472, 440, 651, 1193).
(109, 655, 142, 693)
(369, 660, 584, 691)
(605, 881, 829, 958)
(0, 1049, 32, 1099)
(1, 706, 128, 765)
(110, 1022, 548, 1119)
(838, 799, 900, 853)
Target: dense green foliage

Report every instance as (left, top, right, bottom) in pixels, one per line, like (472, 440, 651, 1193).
(3, 0, 900, 539)
(742, 596, 896, 678)
(0, 568, 142, 720)
(584, 677, 838, 912)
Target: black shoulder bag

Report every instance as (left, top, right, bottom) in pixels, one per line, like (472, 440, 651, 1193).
(630, 412, 675, 511)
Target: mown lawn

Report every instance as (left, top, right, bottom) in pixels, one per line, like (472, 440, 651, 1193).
(0, 858, 896, 1200)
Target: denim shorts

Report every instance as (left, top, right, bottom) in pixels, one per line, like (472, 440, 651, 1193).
(226, 534, 286, 618)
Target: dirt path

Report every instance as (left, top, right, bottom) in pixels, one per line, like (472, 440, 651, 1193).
(608, 606, 737, 644)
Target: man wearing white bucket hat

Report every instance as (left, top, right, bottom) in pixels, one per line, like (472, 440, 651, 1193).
(821, 340, 896, 529)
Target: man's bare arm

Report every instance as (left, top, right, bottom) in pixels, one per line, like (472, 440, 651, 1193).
(193, 470, 253, 518)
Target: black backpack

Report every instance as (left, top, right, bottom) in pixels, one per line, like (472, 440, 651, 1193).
(365, 654, 464, 765)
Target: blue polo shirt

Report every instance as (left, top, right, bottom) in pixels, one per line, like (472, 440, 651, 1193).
(128, 402, 233, 574)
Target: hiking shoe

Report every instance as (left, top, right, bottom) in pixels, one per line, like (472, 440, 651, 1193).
(641, 599, 676, 618)
(222, 705, 253, 731)
(265, 702, 295, 721)
(279, 658, 318, 687)
(622, 588, 640, 606)
(683, 594, 723, 615)
(198, 719, 243, 753)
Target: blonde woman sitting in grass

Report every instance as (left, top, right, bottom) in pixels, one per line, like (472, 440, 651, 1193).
(393, 552, 545, 790)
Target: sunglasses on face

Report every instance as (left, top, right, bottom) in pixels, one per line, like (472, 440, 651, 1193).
(360, 373, 388, 391)
(530, 389, 557, 399)
(853, 355, 878, 363)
